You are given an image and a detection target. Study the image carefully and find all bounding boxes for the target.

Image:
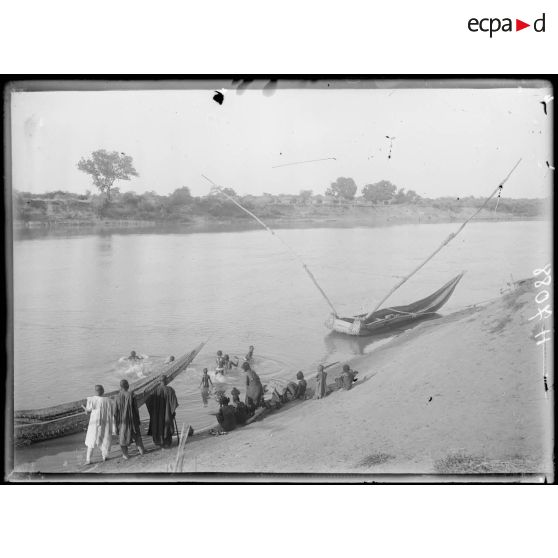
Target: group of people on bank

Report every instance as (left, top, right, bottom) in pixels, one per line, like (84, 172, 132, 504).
(83, 374, 179, 465)
(83, 344, 358, 464)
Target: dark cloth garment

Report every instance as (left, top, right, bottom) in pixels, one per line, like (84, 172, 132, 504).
(121, 431, 144, 456)
(294, 379, 307, 399)
(245, 369, 263, 410)
(234, 401, 249, 425)
(114, 389, 143, 448)
(231, 387, 241, 403)
(146, 384, 179, 447)
(217, 404, 237, 432)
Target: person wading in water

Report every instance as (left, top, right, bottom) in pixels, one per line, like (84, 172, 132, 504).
(199, 368, 213, 407)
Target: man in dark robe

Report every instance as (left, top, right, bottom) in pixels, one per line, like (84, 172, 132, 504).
(114, 379, 145, 459)
(146, 374, 179, 448)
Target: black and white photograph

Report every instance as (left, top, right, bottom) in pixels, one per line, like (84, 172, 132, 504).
(3, 78, 554, 481)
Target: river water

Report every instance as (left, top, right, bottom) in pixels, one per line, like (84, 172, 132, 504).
(13, 221, 551, 433)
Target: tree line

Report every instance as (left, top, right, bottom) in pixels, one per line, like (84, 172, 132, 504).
(12, 150, 547, 223)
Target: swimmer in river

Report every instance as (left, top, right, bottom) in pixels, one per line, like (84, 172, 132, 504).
(127, 350, 143, 362)
(164, 355, 175, 364)
(199, 368, 213, 407)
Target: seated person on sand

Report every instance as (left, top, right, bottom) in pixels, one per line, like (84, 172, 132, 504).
(280, 381, 298, 403)
(217, 396, 237, 432)
(335, 364, 358, 390)
(234, 400, 249, 425)
(314, 365, 328, 399)
(294, 371, 307, 399)
(215, 350, 226, 376)
(224, 354, 239, 373)
(242, 361, 263, 414)
(199, 368, 214, 407)
(127, 350, 143, 361)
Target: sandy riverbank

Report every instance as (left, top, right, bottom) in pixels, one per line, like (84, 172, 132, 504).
(10, 278, 553, 481)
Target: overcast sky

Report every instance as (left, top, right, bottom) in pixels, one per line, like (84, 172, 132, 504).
(10, 85, 553, 199)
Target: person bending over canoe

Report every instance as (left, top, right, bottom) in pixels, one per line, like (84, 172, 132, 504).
(314, 365, 328, 400)
(216, 396, 237, 432)
(127, 350, 143, 361)
(199, 368, 213, 407)
(146, 374, 179, 448)
(242, 361, 263, 413)
(114, 379, 145, 460)
(82, 385, 115, 465)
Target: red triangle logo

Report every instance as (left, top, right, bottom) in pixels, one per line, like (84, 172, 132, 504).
(516, 19, 530, 31)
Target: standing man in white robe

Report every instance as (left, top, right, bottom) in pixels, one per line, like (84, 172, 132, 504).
(82, 384, 115, 464)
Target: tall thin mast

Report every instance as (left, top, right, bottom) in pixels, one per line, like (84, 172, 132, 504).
(362, 159, 522, 320)
(202, 175, 339, 316)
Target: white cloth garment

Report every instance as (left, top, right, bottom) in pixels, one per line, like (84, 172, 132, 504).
(84, 396, 115, 457)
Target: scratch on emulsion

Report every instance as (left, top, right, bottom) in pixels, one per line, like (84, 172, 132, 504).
(385, 136, 396, 159)
(272, 157, 337, 169)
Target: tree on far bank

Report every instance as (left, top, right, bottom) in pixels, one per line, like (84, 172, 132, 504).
(77, 150, 138, 201)
(326, 177, 357, 200)
(169, 186, 193, 205)
(362, 180, 397, 203)
(299, 189, 313, 203)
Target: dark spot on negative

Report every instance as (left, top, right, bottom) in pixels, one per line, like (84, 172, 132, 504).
(213, 91, 224, 105)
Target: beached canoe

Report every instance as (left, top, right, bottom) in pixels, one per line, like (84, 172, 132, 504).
(326, 272, 464, 336)
(14, 342, 205, 446)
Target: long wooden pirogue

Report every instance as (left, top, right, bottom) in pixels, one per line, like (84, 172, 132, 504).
(14, 342, 205, 446)
(325, 272, 464, 336)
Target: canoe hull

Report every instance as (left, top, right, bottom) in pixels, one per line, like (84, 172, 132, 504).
(14, 342, 205, 446)
(326, 272, 464, 336)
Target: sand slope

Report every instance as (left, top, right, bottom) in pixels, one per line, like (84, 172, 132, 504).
(68, 278, 550, 479)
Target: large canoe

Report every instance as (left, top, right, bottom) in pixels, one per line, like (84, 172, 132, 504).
(14, 342, 205, 446)
(326, 273, 464, 336)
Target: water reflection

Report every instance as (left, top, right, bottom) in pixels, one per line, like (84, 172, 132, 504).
(323, 313, 442, 356)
